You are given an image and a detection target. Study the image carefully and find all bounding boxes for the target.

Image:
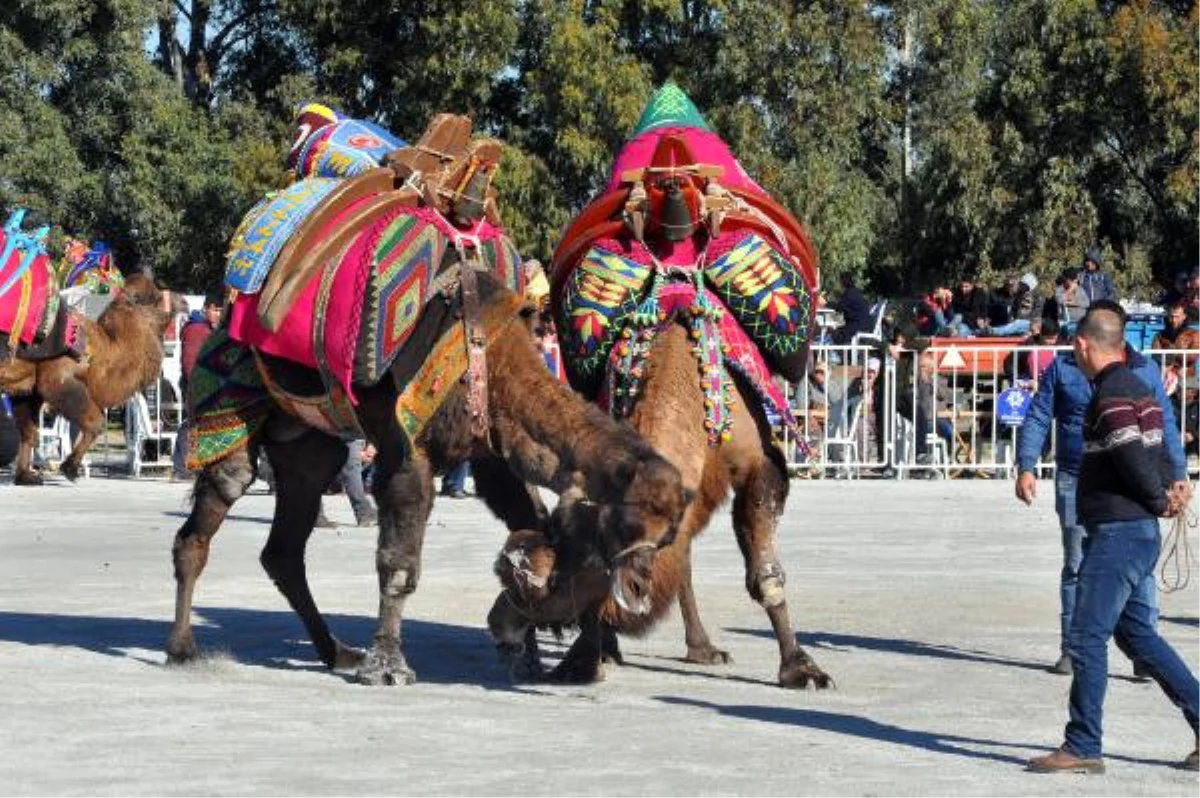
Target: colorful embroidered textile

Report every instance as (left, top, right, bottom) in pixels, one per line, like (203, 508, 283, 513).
(556, 245, 652, 396)
(597, 282, 794, 445)
(228, 206, 523, 400)
(295, 119, 407, 181)
(395, 291, 526, 454)
(224, 178, 344, 294)
(479, 235, 525, 296)
(552, 83, 819, 445)
(0, 211, 59, 348)
(354, 211, 446, 386)
(60, 239, 123, 293)
(704, 230, 812, 381)
(187, 328, 271, 470)
(630, 82, 713, 136)
(257, 353, 362, 439)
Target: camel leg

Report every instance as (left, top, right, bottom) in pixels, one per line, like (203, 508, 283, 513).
(677, 533, 732, 664)
(10, 397, 42, 485)
(732, 446, 832, 689)
(166, 446, 256, 663)
(355, 450, 434, 686)
(60, 396, 103, 482)
(547, 609, 608, 684)
(258, 431, 359, 670)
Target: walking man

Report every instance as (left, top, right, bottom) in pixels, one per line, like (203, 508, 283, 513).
(1024, 306, 1197, 774)
(1015, 301, 1188, 677)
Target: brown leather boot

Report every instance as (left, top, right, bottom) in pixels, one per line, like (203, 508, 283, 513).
(1027, 746, 1105, 774)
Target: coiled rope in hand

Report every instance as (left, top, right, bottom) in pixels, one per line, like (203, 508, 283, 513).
(1159, 482, 1197, 594)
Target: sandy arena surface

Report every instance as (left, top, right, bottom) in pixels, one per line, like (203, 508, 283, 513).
(0, 476, 1196, 796)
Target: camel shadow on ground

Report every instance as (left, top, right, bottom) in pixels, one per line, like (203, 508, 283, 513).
(728, 626, 1050, 674)
(0, 607, 533, 691)
(653, 696, 1180, 769)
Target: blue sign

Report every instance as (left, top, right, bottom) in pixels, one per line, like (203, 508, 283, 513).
(997, 386, 1033, 427)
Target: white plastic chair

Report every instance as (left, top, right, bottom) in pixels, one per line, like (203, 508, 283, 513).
(125, 391, 176, 478)
(851, 300, 888, 348)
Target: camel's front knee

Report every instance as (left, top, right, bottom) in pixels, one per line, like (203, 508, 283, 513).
(748, 561, 787, 608)
(201, 454, 255, 505)
(377, 549, 420, 598)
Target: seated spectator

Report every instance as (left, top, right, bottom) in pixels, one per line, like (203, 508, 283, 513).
(988, 274, 1022, 326)
(953, 274, 991, 335)
(1152, 301, 1199, 350)
(983, 273, 1043, 336)
(915, 286, 963, 337)
(824, 273, 873, 345)
(916, 349, 956, 459)
(1053, 267, 1089, 332)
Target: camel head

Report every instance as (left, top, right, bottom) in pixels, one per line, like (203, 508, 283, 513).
(111, 270, 175, 335)
(548, 453, 688, 618)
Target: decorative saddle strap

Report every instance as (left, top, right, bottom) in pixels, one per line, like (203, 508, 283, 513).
(456, 240, 492, 455)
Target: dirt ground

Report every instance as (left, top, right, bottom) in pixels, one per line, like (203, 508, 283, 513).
(0, 476, 1196, 796)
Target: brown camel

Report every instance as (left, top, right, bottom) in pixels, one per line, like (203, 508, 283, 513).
(0, 271, 173, 484)
(165, 268, 689, 686)
(487, 84, 831, 689)
(490, 324, 831, 688)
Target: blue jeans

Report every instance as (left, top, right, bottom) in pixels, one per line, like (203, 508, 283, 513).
(1063, 518, 1200, 758)
(989, 318, 1031, 336)
(340, 439, 374, 518)
(1055, 474, 1086, 655)
(442, 460, 469, 493)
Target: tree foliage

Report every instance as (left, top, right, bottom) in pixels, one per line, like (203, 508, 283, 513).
(1, 0, 1195, 300)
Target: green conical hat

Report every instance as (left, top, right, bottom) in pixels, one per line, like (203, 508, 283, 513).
(630, 82, 711, 137)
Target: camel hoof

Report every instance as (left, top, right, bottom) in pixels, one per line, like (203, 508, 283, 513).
(355, 646, 416, 686)
(779, 650, 833, 690)
(547, 652, 605, 684)
(685, 644, 732, 665)
(498, 642, 545, 682)
(14, 470, 43, 486)
(165, 634, 198, 665)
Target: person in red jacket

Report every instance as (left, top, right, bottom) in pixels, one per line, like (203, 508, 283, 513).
(173, 295, 222, 479)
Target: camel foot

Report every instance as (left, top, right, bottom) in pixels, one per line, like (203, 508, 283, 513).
(330, 640, 366, 671)
(355, 644, 416, 686)
(779, 649, 833, 690)
(165, 632, 198, 665)
(685, 643, 732, 665)
(498, 642, 545, 682)
(14, 469, 43, 486)
(60, 460, 82, 482)
(547, 643, 605, 684)
(599, 626, 624, 666)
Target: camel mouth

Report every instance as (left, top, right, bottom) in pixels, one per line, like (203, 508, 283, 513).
(610, 545, 655, 616)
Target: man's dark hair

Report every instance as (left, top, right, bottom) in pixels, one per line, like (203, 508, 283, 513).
(203, 293, 223, 308)
(1040, 317, 1060, 337)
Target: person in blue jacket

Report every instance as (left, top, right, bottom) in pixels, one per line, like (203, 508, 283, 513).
(1014, 300, 1188, 676)
(1078, 247, 1117, 304)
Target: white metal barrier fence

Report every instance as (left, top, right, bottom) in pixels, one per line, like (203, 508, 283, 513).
(781, 343, 1199, 480)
